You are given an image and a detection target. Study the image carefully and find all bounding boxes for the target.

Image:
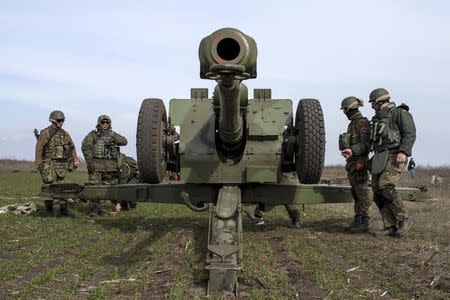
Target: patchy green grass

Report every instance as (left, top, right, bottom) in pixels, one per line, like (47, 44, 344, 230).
(0, 171, 449, 299)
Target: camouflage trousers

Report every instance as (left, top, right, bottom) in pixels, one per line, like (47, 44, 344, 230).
(88, 171, 118, 183)
(347, 169, 371, 218)
(39, 160, 70, 184)
(88, 171, 118, 210)
(39, 160, 70, 208)
(371, 154, 409, 228)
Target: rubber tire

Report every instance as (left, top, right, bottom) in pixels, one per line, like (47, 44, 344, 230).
(136, 98, 167, 183)
(295, 98, 325, 184)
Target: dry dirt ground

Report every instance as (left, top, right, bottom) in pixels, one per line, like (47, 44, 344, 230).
(0, 164, 449, 299)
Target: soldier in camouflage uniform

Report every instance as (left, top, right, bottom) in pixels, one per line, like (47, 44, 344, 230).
(81, 115, 128, 216)
(339, 97, 371, 233)
(254, 128, 301, 229)
(116, 154, 141, 210)
(253, 171, 302, 228)
(35, 110, 80, 216)
(369, 88, 416, 236)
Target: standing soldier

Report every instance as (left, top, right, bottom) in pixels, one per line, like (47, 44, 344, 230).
(81, 115, 128, 217)
(339, 97, 371, 233)
(369, 88, 416, 236)
(35, 110, 80, 216)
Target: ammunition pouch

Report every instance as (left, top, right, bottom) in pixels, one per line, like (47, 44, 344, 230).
(370, 108, 401, 153)
(339, 133, 351, 150)
(371, 150, 389, 175)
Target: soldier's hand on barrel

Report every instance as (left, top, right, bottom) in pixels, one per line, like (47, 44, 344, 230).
(397, 152, 407, 163)
(341, 149, 353, 159)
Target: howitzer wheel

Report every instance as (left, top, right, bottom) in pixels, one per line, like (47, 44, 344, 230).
(137, 98, 167, 183)
(295, 98, 325, 184)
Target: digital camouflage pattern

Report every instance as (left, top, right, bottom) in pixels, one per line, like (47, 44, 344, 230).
(372, 154, 409, 227)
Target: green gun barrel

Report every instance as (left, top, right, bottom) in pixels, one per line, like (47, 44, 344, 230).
(198, 28, 258, 149)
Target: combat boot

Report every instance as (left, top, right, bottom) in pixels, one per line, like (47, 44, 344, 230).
(395, 218, 413, 236)
(59, 203, 69, 217)
(345, 215, 362, 232)
(349, 217, 370, 233)
(120, 201, 130, 211)
(374, 226, 397, 236)
(290, 218, 301, 229)
(45, 201, 54, 217)
(89, 206, 99, 217)
(254, 216, 265, 225)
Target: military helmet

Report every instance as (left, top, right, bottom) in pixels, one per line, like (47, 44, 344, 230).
(340, 96, 363, 112)
(369, 88, 390, 103)
(48, 110, 65, 123)
(97, 114, 112, 125)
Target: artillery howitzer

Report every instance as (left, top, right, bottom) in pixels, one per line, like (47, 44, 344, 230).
(35, 28, 427, 296)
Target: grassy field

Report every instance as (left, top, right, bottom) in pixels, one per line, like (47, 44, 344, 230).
(0, 168, 449, 299)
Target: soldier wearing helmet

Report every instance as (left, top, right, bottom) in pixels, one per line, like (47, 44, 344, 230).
(339, 96, 371, 233)
(35, 110, 80, 216)
(81, 115, 128, 216)
(368, 88, 416, 236)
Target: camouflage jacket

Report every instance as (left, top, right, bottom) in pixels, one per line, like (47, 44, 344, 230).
(35, 125, 78, 165)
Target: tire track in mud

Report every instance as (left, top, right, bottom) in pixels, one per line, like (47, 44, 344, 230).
(0, 235, 99, 298)
(265, 231, 324, 299)
(141, 229, 193, 299)
(303, 228, 389, 298)
(75, 230, 154, 295)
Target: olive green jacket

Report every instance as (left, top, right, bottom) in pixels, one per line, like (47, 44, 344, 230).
(81, 129, 127, 172)
(372, 103, 416, 156)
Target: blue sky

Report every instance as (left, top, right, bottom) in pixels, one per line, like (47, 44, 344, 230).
(1, 0, 449, 165)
